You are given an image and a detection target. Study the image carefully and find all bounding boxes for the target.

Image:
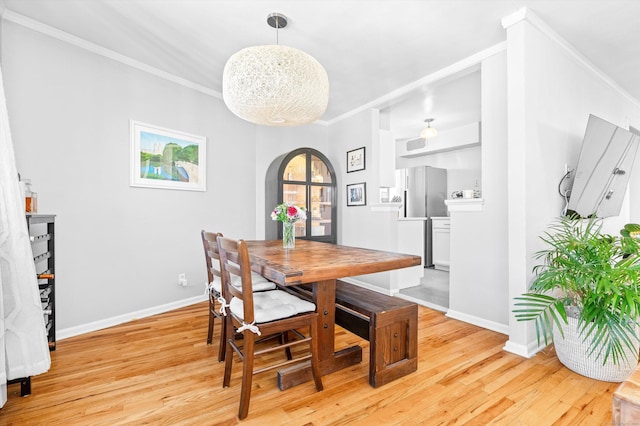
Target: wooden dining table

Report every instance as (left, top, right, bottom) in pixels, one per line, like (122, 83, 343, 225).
(244, 239, 422, 390)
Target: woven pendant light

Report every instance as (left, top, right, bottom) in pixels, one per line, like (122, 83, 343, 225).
(222, 13, 329, 126)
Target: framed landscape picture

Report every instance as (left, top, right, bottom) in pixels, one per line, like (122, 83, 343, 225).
(130, 121, 206, 191)
(347, 182, 366, 206)
(346, 147, 365, 173)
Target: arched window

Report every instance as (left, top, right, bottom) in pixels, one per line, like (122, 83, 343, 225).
(265, 148, 337, 243)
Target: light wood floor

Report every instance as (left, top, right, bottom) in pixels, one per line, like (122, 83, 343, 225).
(0, 302, 620, 425)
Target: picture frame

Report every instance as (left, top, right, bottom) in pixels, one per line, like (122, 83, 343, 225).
(130, 120, 206, 191)
(346, 146, 366, 173)
(346, 182, 366, 206)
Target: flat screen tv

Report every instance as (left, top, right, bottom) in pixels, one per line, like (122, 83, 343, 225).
(567, 114, 640, 218)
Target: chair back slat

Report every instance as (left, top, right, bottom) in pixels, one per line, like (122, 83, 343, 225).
(217, 236, 255, 323)
(201, 230, 223, 283)
(224, 262, 242, 280)
(200, 229, 227, 354)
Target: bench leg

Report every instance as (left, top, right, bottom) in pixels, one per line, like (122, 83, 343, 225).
(369, 306, 418, 387)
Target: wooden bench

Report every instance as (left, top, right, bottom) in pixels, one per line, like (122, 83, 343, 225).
(614, 365, 640, 424)
(292, 280, 418, 387)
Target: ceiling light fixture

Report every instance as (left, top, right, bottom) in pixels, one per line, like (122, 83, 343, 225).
(420, 118, 438, 139)
(222, 13, 329, 127)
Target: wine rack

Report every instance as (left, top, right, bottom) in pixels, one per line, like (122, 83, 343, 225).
(26, 214, 56, 350)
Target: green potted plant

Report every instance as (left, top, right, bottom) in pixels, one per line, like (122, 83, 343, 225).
(514, 216, 640, 381)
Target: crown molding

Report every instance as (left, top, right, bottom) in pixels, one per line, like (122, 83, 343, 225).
(502, 7, 640, 108)
(1, 9, 222, 100)
(500, 7, 528, 29)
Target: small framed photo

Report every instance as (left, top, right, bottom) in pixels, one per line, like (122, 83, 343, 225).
(130, 121, 206, 191)
(346, 147, 365, 173)
(347, 182, 366, 206)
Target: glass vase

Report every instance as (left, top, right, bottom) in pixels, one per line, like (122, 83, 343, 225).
(282, 222, 295, 249)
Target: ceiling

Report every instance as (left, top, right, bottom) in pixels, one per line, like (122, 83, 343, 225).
(1, 0, 638, 139)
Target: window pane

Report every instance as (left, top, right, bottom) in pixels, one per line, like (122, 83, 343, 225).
(310, 185, 332, 236)
(283, 184, 307, 237)
(295, 220, 307, 237)
(311, 155, 332, 183)
(283, 154, 306, 181)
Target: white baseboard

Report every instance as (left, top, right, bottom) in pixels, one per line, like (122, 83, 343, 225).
(395, 293, 448, 313)
(502, 339, 548, 358)
(444, 311, 550, 358)
(503, 341, 534, 358)
(57, 294, 208, 341)
(339, 277, 394, 296)
(445, 309, 509, 335)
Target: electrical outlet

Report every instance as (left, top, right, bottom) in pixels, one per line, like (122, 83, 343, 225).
(178, 273, 187, 287)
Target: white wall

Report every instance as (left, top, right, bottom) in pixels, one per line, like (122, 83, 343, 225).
(446, 50, 509, 334)
(2, 21, 261, 333)
(327, 109, 375, 246)
(503, 10, 640, 356)
(326, 109, 399, 290)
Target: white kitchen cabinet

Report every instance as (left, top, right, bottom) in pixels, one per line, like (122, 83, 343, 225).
(431, 217, 450, 271)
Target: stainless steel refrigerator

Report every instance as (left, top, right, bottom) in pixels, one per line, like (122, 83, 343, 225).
(403, 166, 447, 267)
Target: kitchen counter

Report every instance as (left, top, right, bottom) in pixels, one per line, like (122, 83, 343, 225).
(398, 217, 451, 221)
(445, 198, 484, 212)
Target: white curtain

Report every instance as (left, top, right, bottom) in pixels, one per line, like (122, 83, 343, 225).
(0, 65, 51, 406)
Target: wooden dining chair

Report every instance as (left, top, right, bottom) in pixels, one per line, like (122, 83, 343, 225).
(200, 230, 276, 361)
(217, 235, 324, 420)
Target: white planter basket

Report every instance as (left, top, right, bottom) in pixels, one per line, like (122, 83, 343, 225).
(553, 316, 639, 382)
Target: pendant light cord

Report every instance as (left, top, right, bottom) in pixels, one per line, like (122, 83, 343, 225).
(267, 12, 287, 45)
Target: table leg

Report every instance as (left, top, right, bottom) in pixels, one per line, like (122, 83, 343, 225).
(277, 279, 362, 390)
(315, 279, 336, 359)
